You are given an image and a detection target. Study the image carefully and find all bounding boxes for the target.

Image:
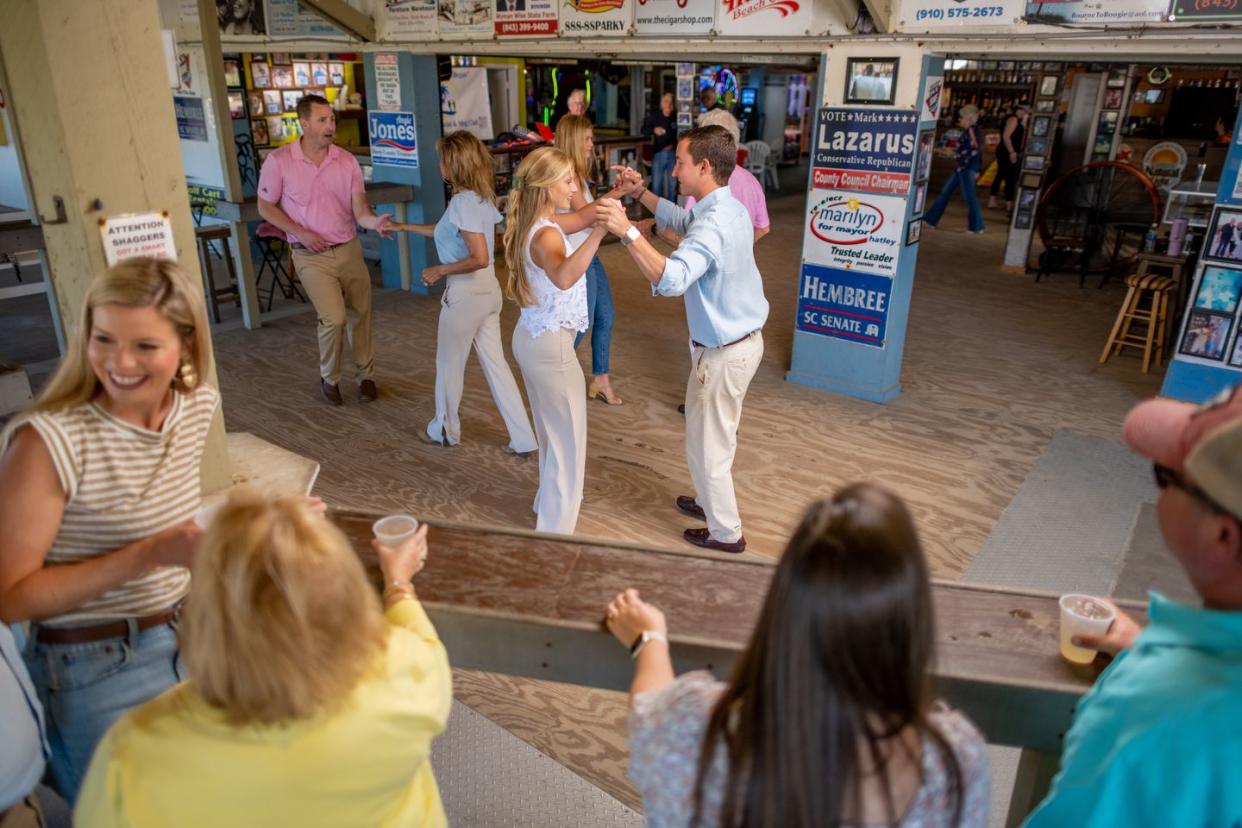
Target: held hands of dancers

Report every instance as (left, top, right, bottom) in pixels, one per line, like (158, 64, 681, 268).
(594, 198, 634, 238)
(609, 165, 646, 199)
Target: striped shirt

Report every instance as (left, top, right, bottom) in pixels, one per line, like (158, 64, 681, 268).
(0, 384, 220, 627)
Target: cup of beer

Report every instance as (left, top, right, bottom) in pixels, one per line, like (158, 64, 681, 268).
(1058, 594, 1115, 664)
(372, 514, 419, 548)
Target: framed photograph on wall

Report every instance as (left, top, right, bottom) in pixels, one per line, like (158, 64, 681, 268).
(1035, 99, 1056, 113)
(1193, 264, 1242, 314)
(282, 90, 302, 112)
(329, 62, 346, 85)
(1017, 187, 1039, 210)
(1103, 88, 1124, 109)
(906, 220, 921, 246)
(1180, 309, 1233, 361)
(1021, 172, 1043, 188)
(1106, 75, 1128, 88)
(266, 116, 286, 143)
(227, 91, 245, 119)
(1014, 209, 1033, 230)
(271, 52, 292, 65)
(1230, 334, 1242, 367)
(223, 59, 242, 87)
(251, 118, 269, 146)
(845, 57, 899, 105)
(294, 62, 312, 86)
(1205, 206, 1242, 263)
(272, 65, 294, 88)
(1039, 75, 1059, 97)
(247, 91, 263, 116)
(262, 90, 282, 115)
(250, 61, 270, 88)
(1025, 138, 1048, 156)
(1031, 115, 1052, 138)
(311, 62, 330, 86)
(1022, 155, 1047, 171)
(913, 181, 928, 215)
(917, 130, 935, 181)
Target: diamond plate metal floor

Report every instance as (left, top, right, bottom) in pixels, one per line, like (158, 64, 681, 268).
(432, 700, 643, 827)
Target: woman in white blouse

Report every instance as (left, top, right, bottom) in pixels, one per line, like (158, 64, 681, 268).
(501, 147, 610, 534)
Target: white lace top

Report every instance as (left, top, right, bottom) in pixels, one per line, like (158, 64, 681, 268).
(518, 218, 588, 338)
(558, 177, 595, 251)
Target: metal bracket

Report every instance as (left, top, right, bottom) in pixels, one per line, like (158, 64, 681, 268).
(39, 195, 68, 226)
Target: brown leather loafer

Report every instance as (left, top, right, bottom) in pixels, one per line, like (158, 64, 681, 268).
(359, 379, 378, 402)
(683, 527, 746, 554)
(676, 495, 705, 520)
(321, 379, 343, 406)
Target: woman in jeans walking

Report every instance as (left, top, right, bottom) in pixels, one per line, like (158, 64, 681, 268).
(924, 104, 985, 234)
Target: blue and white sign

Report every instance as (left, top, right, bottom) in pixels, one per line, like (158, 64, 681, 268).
(900, 0, 1022, 28)
(812, 108, 919, 195)
(368, 111, 419, 169)
(1024, 0, 1166, 24)
(804, 192, 905, 276)
(796, 264, 892, 348)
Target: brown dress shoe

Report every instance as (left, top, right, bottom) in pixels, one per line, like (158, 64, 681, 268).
(359, 379, 378, 403)
(676, 495, 705, 520)
(321, 379, 343, 406)
(683, 527, 746, 554)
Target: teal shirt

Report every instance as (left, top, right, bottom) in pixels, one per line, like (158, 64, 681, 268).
(1025, 593, 1242, 827)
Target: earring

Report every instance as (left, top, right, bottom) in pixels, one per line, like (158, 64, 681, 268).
(177, 359, 196, 388)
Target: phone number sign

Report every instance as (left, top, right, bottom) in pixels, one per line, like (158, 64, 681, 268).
(1170, 0, 1242, 20)
(901, 0, 1022, 27)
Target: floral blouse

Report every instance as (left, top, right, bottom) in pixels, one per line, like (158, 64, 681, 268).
(630, 671, 991, 828)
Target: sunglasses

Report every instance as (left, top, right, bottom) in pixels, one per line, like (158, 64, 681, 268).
(1153, 463, 1237, 520)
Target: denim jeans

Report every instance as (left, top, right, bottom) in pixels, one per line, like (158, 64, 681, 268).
(23, 620, 182, 805)
(924, 167, 985, 233)
(651, 148, 676, 202)
(573, 257, 615, 376)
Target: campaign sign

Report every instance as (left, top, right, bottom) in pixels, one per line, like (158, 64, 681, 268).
(803, 192, 904, 276)
(796, 264, 891, 348)
(368, 111, 419, 169)
(812, 108, 919, 195)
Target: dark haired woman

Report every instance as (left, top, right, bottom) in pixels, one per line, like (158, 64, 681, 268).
(605, 483, 990, 827)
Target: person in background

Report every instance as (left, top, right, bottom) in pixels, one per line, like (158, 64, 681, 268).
(1215, 111, 1235, 146)
(924, 104, 985, 234)
(554, 114, 627, 405)
(697, 86, 719, 121)
(1024, 386, 1242, 827)
(605, 484, 990, 827)
(74, 491, 452, 828)
(567, 88, 587, 118)
(258, 94, 393, 406)
(502, 147, 610, 535)
(0, 258, 218, 803)
(989, 102, 1029, 211)
(389, 131, 537, 454)
(681, 109, 769, 243)
(642, 92, 678, 202)
(1, 624, 50, 828)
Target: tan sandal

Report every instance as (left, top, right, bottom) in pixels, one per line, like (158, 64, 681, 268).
(587, 378, 623, 406)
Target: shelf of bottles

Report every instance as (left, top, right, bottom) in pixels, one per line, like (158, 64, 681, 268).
(943, 63, 1038, 130)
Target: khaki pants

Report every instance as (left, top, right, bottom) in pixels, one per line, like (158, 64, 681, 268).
(427, 268, 536, 452)
(0, 795, 45, 828)
(291, 238, 374, 385)
(685, 331, 763, 543)
(512, 325, 586, 535)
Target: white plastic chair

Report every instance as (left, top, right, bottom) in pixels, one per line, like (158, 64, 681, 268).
(763, 141, 780, 191)
(743, 140, 770, 178)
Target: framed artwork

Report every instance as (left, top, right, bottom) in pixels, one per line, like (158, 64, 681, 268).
(676, 112, 692, 129)
(845, 57, 899, 105)
(1193, 265, 1242, 314)
(917, 130, 935, 181)
(1017, 187, 1039, 210)
(1106, 75, 1128, 88)
(266, 116, 286, 142)
(223, 59, 242, 87)
(913, 181, 928, 215)
(272, 65, 294, 88)
(282, 90, 303, 112)
(227, 91, 245, 119)
(1144, 89, 1164, 104)
(1025, 138, 1048, 156)
(1031, 115, 1052, 138)
(1035, 99, 1056, 113)
(311, 62, 330, 86)
(1103, 88, 1124, 109)
(271, 52, 292, 65)
(1205, 206, 1242, 264)
(262, 90, 283, 115)
(1092, 137, 1114, 156)
(1014, 209, 1033, 230)
(1023, 155, 1047, 171)
(247, 91, 263, 116)
(1230, 334, 1242, 367)
(678, 78, 692, 99)
(251, 118, 269, 146)
(1039, 75, 1059, 97)
(293, 62, 312, 86)
(1100, 110, 1119, 127)
(1180, 309, 1233, 361)
(329, 62, 346, 85)
(250, 61, 270, 88)
(1021, 172, 1043, 189)
(906, 220, 921, 246)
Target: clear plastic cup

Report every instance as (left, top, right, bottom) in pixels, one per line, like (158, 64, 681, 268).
(1059, 594, 1116, 664)
(372, 514, 419, 548)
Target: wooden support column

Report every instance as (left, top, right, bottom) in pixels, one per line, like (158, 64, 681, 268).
(0, 0, 231, 493)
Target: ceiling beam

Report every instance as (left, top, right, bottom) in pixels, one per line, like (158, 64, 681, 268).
(300, 0, 375, 41)
(861, 0, 893, 33)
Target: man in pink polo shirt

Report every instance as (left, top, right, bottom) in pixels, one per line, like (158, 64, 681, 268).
(258, 94, 393, 405)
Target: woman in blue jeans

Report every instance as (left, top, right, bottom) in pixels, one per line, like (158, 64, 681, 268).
(924, 104, 984, 234)
(555, 114, 626, 404)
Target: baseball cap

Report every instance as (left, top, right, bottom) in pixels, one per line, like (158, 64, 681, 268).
(1124, 384, 1242, 518)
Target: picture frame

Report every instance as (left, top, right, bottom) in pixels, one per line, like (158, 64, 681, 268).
(1021, 172, 1043, 189)
(1106, 75, 1128, 89)
(1100, 110, 1119, 126)
(272, 65, 294, 89)
(250, 61, 270, 88)
(1025, 138, 1048, 156)
(676, 62, 694, 78)
(676, 112, 692, 129)
(227, 91, 245, 119)
(844, 57, 899, 106)
(262, 90, 283, 115)
(1144, 89, 1164, 104)
(282, 90, 303, 112)
(293, 62, 312, 87)
(247, 91, 264, 116)
(223, 59, 242, 88)
(1180, 309, 1233, 361)
(1035, 99, 1056, 113)
(1193, 264, 1242, 314)
(1039, 75, 1059, 97)
(1014, 209, 1033, 230)
(917, 130, 935, 181)
(905, 220, 921, 246)
(311, 62, 330, 87)
(1017, 187, 1039, 210)
(266, 116, 286, 143)
(1230, 333, 1242, 368)
(1103, 88, 1123, 110)
(271, 52, 292, 65)
(1031, 115, 1052, 138)
(677, 78, 692, 100)
(1204, 206, 1242, 264)
(913, 181, 928, 215)
(1023, 155, 1047, 171)
(251, 118, 269, 146)
(329, 62, 346, 85)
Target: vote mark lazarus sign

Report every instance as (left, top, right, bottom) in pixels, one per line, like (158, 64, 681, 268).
(812, 107, 919, 195)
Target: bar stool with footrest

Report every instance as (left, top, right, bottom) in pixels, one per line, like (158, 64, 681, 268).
(255, 222, 307, 311)
(193, 225, 240, 324)
(1099, 270, 1176, 374)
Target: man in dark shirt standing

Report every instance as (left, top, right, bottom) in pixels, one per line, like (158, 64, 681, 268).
(642, 92, 678, 201)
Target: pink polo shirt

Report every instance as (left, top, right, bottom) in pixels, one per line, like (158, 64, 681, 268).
(257, 141, 364, 245)
(684, 166, 769, 230)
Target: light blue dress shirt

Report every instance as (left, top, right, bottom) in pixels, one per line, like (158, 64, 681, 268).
(433, 191, 502, 266)
(1, 625, 47, 810)
(1024, 593, 1242, 827)
(653, 187, 769, 348)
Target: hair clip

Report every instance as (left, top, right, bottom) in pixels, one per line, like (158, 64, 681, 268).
(512, 175, 526, 191)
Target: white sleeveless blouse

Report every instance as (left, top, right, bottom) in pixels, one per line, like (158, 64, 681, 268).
(518, 218, 588, 338)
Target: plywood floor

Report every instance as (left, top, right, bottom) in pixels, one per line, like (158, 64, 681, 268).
(210, 189, 1163, 813)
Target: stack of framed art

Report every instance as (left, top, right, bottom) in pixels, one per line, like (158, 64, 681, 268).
(1011, 66, 1062, 232)
(1177, 206, 1242, 367)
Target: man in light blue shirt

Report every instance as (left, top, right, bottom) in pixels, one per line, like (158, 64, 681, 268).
(1024, 385, 1242, 826)
(596, 125, 768, 553)
(2, 624, 50, 827)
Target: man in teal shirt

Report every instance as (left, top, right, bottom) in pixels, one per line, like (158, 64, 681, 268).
(1025, 385, 1242, 826)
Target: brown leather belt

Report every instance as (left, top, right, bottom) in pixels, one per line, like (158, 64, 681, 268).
(692, 330, 757, 350)
(290, 240, 347, 252)
(35, 603, 182, 645)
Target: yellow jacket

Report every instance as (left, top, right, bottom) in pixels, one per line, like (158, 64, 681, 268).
(75, 600, 451, 828)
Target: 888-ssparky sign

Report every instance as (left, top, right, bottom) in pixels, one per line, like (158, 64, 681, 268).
(803, 192, 904, 277)
(900, 0, 1022, 28)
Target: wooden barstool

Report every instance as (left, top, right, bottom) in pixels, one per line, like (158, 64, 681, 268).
(1099, 271, 1176, 373)
(194, 225, 241, 324)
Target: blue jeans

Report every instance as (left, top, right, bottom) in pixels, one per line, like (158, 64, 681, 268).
(573, 257, 615, 376)
(924, 167, 984, 233)
(651, 148, 675, 201)
(23, 619, 183, 804)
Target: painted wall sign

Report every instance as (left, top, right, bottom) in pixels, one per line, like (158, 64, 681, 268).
(1171, 0, 1242, 20)
(635, 0, 716, 34)
(368, 111, 420, 168)
(100, 212, 177, 268)
(495, 0, 559, 35)
(901, 0, 1022, 27)
(811, 108, 919, 196)
(796, 264, 892, 348)
(375, 54, 402, 112)
(1025, 0, 1167, 24)
(379, 0, 438, 36)
(715, 0, 816, 36)
(560, 0, 631, 34)
(804, 192, 905, 276)
(441, 67, 494, 139)
(174, 96, 208, 141)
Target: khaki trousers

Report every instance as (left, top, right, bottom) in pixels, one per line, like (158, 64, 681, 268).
(427, 267, 536, 452)
(685, 331, 763, 543)
(291, 238, 375, 385)
(512, 325, 586, 535)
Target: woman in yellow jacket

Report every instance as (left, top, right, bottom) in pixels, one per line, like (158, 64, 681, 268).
(74, 490, 451, 828)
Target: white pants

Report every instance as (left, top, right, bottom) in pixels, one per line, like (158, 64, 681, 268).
(427, 268, 537, 452)
(685, 331, 763, 543)
(512, 324, 587, 535)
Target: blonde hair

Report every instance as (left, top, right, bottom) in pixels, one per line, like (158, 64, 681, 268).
(28, 257, 212, 416)
(182, 489, 387, 725)
(437, 130, 496, 204)
(959, 105, 980, 126)
(502, 146, 574, 308)
(554, 114, 594, 187)
(698, 108, 741, 144)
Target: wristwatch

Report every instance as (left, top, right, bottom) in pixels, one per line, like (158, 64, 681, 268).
(630, 629, 668, 659)
(620, 224, 641, 247)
